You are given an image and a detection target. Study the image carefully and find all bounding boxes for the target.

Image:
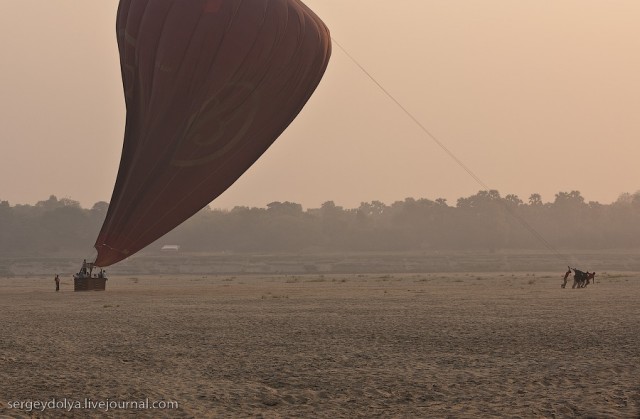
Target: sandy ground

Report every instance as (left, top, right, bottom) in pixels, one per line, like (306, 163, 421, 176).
(1, 272, 639, 418)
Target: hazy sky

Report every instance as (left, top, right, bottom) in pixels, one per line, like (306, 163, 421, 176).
(1, 1, 638, 209)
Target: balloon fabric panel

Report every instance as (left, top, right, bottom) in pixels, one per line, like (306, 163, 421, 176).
(95, 0, 331, 266)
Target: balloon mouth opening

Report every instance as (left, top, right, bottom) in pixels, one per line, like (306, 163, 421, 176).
(94, 244, 130, 267)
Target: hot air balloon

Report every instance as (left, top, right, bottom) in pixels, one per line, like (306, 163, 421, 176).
(93, 0, 331, 267)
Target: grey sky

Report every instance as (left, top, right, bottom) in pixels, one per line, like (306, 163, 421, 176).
(1, 0, 638, 209)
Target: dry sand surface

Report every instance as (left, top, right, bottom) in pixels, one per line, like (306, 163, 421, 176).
(1, 272, 639, 418)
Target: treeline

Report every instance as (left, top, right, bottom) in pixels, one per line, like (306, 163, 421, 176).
(1, 190, 640, 257)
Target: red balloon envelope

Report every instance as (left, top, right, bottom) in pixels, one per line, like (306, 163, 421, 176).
(94, 0, 331, 266)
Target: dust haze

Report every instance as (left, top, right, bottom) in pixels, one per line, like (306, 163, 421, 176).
(2, 2, 640, 418)
(1, 1, 639, 208)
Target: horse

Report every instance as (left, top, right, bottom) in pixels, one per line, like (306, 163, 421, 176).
(572, 269, 596, 288)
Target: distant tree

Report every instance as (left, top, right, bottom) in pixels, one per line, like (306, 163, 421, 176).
(553, 190, 585, 207)
(0, 200, 13, 251)
(456, 190, 501, 209)
(5, 190, 640, 256)
(89, 201, 109, 224)
(357, 200, 386, 217)
(615, 192, 633, 205)
(320, 200, 342, 213)
(266, 201, 303, 216)
(59, 198, 81, 208)
(528, 193, 543, 206)
(505, 194, 523, 206)
(35, 195, 62, 210)
(91, 201, 110, 212)
(435, 198, 448, 207)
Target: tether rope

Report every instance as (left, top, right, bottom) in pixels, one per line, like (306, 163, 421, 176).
(332, 37, 572, 265)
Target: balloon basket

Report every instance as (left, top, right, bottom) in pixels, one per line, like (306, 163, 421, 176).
(74, 277, 107, 292)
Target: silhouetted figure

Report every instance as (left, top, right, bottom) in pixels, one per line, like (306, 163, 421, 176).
(581, 271, 596, 288)
(571, 268, 594, 289)
(561, 266, 571, 288)
(54, 274, 60, 292)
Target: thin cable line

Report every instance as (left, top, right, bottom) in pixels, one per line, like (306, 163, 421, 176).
(332, 38, 489, 190)
(332, 37, 570, 263)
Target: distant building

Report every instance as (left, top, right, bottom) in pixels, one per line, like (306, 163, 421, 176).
(161, 245, 180, 252)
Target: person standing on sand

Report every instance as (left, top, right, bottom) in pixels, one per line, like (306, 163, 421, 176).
(561, 266, 571, 288)
(54, 274, 60, 292)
